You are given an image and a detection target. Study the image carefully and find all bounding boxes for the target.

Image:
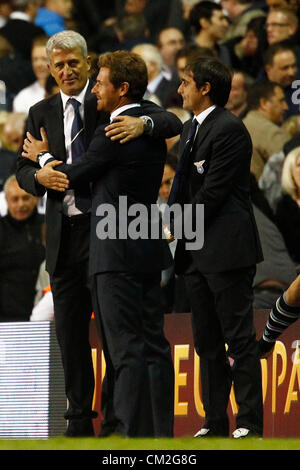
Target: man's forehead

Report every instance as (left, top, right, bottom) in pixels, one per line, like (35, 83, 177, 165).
(273, 50, 296, 66)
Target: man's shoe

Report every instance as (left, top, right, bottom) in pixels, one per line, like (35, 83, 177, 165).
(194, 427, 211, 437)
(232, 427, 252, 439)
(64, 418, 95, 437)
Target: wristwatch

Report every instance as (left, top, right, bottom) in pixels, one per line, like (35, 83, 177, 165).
(37, 151, 48, 164)
(140, 115, 153, 135)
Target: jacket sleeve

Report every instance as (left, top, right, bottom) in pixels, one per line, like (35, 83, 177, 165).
(140, 99, 183, 138)
(16, 109, 46, 197)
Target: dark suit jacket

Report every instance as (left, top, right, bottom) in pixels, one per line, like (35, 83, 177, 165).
(16, 84, 182, 276)
(50, 106, 173, 275)
(174, 106, 263, 274)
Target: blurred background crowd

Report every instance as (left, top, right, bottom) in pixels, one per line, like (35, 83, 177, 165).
(1, 0, 300, 322)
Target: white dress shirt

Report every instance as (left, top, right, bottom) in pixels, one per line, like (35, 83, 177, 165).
(39, 80, 90, 216)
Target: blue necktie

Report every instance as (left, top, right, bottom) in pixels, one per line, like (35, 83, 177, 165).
(68, 98, 91, 213)
(167, 117, 198, 207)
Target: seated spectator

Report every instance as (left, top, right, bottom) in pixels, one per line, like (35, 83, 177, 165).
(264, 40, 300, 119)
(0, 0, 45, 60)
(188, 1, 231, 66)
(13, 35, 49, 114)
(220, 0, 266, 43)
(0, 111, 25, 190)
(0, 0, 12, 28)
(226, 69, 254, 118)
(250, 173, 297, 308)
(35, 0, 73, 36)
(275, 145, 300, 267)
(243, 80, 290, 180)
(265, 7, 299, 46)
(157, 27, 185, 81)
(0, 175, 45, 322)
(132, 43, 178, 107)
(224, 16, 268, 78)
(115, 13, 151, 50)
(259, 132, 300, 213)
(252, 203, 297, 308)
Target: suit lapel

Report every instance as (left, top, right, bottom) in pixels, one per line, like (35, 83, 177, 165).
(83, 82, 98, 146)
(192, 106, 222, 158)
(48, 94, 67, 161)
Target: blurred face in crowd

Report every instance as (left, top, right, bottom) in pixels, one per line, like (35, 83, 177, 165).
(292, 154, 300, 190)
(5, 180, 37, 221)
(125, 0, 146, 14)
(263, 85, 288, 125)
(206, 9, 229, 41)
(226, 72, 247, 112)
(266, 11, 297, 44)
(159, 164, 175, 202)
(50, 0, 73, 19)
(265, 50, 297, 88)
(158, 28, 185, 67)
(49, 47, 91, 96)
(32, 45, 49, 84)
(266, 0, 289, 11)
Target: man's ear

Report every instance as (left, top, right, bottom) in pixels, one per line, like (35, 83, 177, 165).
(199, 17, 211, 31)
(86, 55, 92, 71)
(201, 81, 211, 96)
(120, 81, 130, 96)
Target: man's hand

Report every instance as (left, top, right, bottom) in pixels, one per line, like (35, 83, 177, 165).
(22, 127, 49, 162)
(36, 161, 69, 192)
(105, 115, 144, 143)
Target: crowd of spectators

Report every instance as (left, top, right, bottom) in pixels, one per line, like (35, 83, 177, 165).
(1, 0, 300, 321)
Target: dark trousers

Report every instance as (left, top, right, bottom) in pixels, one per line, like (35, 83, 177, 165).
(50, 215, 95, 422)
(184, 265, 263, 436)
(95, 271, 174, 437)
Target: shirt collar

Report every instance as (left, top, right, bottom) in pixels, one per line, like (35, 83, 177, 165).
(110, 103, 141, 122)
(60, 80, 90, 111)
(10, 12, 30, 21)
(194, 105, 216, 126)
(147, 72, 164, 94)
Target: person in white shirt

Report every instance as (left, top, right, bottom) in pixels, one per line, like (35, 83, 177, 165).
(13, 35, 49, 113)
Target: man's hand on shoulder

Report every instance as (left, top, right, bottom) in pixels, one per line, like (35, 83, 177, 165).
(104, 115, 145, 144)
(35, 161, 69, 192)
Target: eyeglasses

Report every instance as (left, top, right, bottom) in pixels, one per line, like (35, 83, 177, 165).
(265, 22, 290, 29)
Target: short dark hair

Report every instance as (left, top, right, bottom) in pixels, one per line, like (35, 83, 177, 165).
(263, 39, 296, 66)
(246, 80, 282, 110)
(175, 44, 215, 62)
(185, 56, 232, 107)
(189, 1, 222, 33)
(98, 50, 148, 102)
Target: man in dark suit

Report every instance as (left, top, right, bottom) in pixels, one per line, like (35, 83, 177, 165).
(16, 31, 182, 437)
(21, 50, 175, 438)
(167, 56, 264, 438)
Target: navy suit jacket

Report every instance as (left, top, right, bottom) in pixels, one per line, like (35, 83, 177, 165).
(174, 106, 263, 274)
(47, 106, 173, 276)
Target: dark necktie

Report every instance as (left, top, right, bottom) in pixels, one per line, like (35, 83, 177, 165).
(68, 98, 91, 213)
(167, 117, 198, 207)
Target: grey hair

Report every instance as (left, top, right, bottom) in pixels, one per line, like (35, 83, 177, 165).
(3, 174, 17, 194)
(46, 30, 88, 62)
(281, 146, 300, 200)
